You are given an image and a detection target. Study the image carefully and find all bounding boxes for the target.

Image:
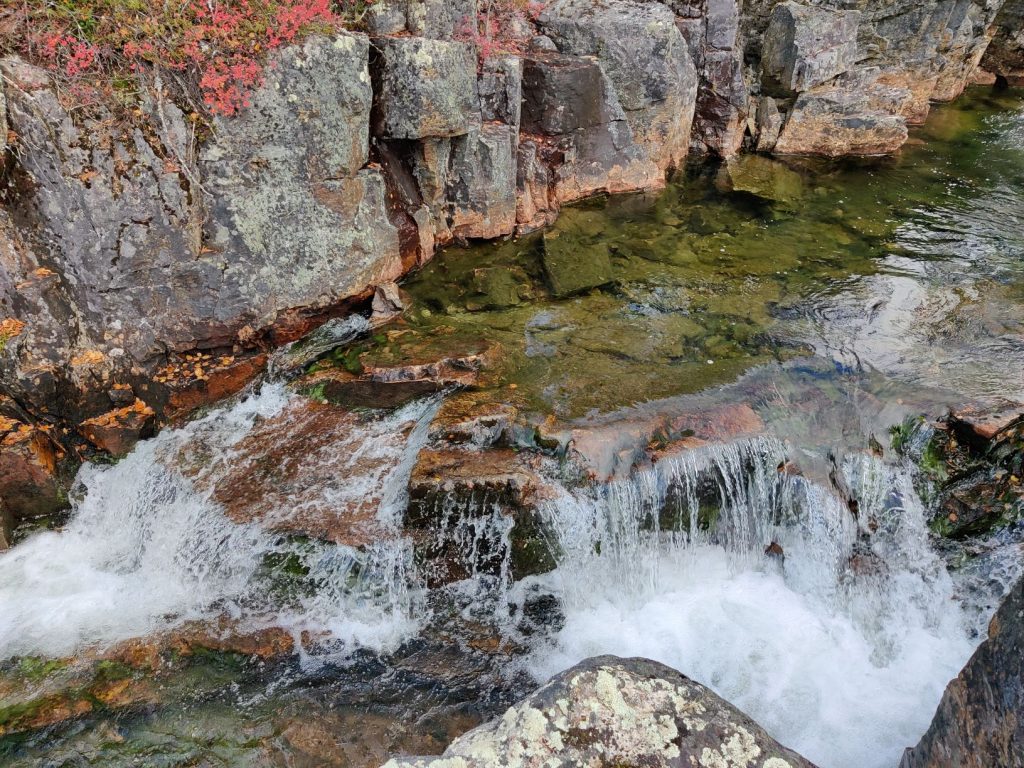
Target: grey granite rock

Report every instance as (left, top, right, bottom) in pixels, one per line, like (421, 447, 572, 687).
(371, 36, 480, 140)
(380, 655, 818, 768)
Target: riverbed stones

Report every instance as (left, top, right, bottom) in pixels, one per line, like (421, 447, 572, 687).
(901, 575, 1024, 768)
(380, 655, 817, 768)
(761, 2, 859, 96)
(371, 37, 480, 140)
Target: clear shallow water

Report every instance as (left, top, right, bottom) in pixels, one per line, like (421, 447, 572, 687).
(397, 88, 1024, 416)
(2, 89, 1023, 767)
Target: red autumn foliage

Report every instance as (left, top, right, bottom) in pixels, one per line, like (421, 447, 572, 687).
(0, 0, 361, 116)
(455, 0, 546, 63)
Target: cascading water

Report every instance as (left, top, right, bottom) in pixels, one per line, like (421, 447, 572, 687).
(521, 438, 977, 768)
(0, 384, 438, 660)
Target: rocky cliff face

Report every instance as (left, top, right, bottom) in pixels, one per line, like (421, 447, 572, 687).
(0, 0, 1019, 520)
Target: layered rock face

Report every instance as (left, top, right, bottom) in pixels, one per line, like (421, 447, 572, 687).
(901, 574, 1024, 768)
(381, 655, 817, 768)
(0, 0, 1017, 520)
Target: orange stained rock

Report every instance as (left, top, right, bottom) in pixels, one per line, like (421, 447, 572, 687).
(70, 349, 105, 367)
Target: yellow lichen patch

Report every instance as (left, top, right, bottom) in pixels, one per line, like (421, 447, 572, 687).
(81, 399, 154, 429)
(71, 349, 106, 367)
(0, 317, 26, 339)
(0, 415, 21, 434)
(156, 351, 225, 385)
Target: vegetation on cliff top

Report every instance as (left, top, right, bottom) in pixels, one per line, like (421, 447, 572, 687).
(0, 0, 363, 115)
(0, 0, 544, 117)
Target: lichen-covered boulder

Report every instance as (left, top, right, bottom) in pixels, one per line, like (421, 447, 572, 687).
(0, 35, 403, 438)
(773, 72, 910, 156)
(365, 0, 479, 39)
(761, 2, 859, 95)
(204, 34, 402, 327)
(371, 37, 480, 139)
(380, 656, 817, 768)
(901, 575, 1024, 768)
(540, 0, 698, 173)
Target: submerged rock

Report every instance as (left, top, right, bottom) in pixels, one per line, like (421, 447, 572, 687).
(541, 229, 614, 297)
(901, 575, 1024, 768)
(721, 155, 804, 205)
(380, 655, 817, 768)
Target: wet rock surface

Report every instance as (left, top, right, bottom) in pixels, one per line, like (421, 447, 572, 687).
(901, 574, 1024, 768)
(381, 655, 817, 768)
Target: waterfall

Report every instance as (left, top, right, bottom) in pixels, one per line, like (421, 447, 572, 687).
(0, 384, 437, 660)
(522, 437, 976, 768)
(0, 393, 987, 768)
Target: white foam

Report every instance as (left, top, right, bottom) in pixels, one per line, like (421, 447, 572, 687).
(525, 442, 977, 768)
(0, 384, 435, 659)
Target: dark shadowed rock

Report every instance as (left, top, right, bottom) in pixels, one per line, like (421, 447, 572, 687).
(901, 575, 1024, 768)
(982, 0, 1024, 85)
(0, 417, 64, 521)
(678, 0, 749, 157)
(380, 655, 818, 768)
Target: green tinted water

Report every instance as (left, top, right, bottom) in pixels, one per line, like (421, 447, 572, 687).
(393, 88, 1024, 417)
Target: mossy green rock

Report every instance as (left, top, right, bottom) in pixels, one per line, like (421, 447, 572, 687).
(542, 231, 614, 297)
(722, 155, 805, 206)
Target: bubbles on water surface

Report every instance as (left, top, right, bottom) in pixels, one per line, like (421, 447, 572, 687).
(0, 384, 437, 660)
(519, 439, 977, 768)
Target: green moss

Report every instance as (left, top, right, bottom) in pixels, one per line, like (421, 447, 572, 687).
(15, 657, 70, 682)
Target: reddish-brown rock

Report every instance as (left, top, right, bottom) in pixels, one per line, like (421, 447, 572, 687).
(78, 399, 156, 456)
(0, 418, 64, 520)
(204, 398, 419, 547)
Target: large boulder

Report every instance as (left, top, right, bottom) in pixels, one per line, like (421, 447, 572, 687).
(540, 0, 698, 174)
(773, 72, 910, 156)
(203, 34, 402, 327)
(761, 2, 860, 95)
(380, 656, 817, 768)
(0, 35, 403, 435)
(901, 575, 1024, 768)
(371, 37, 480, 139)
